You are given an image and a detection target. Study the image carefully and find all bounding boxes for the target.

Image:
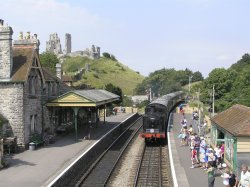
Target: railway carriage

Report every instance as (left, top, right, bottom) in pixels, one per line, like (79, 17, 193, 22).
(142, 91, 185, 144)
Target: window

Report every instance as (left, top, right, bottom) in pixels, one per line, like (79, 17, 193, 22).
(32, 58, 38, 67)
(52, 83, 56, 96)
(30, 114, 37, 133)
(28, 76, 38, 96)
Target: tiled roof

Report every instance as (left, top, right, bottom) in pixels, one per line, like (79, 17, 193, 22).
(62, 75, 73, 82)
(42, 68, 58, 82)
(42, 68, 72, 94)
(11, 47, 34, 81)
(211, 104, 250, 137)
(9, 43, 72, 95)
(74, 89, 120, 102)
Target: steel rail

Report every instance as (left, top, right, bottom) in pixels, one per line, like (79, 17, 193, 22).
(75, 116, 142, 187)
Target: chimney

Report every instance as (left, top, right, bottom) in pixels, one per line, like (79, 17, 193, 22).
(56, 63, 62, 79)
(13, 32, 40, 51)
(0, 19, 13, 81)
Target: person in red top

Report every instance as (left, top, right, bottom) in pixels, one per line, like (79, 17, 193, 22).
(190, 146, 198, 168)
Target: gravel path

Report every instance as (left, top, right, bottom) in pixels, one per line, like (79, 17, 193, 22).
(109, 134, 144, 187)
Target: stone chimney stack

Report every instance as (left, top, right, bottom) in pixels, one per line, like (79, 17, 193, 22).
(56, 63, 62, 79)
(0, 19, 13, 81)
(13, 32, 40, 51)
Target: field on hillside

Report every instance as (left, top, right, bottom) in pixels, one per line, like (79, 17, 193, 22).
(62, 57, 144, 95)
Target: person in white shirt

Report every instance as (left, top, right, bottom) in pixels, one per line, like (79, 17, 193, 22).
(221, 167, 230, 186)
(238, 164, 250, 187)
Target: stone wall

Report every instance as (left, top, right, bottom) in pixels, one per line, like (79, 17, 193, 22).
(0, 83, 24, 145)
(23, 68, 43, 144)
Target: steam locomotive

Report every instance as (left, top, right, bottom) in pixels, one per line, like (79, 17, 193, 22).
(142, 91, 185, 144)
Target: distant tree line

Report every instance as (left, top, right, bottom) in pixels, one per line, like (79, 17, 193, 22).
(134, 68, 203, 96)
(198, 53, 250, 112)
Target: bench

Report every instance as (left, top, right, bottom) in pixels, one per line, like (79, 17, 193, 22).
(56, 122, 73, 134)
(30, 133, 44, 147)
(3, 137, 17, 154)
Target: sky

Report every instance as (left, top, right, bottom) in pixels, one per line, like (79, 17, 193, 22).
(1, 0, 250, 77)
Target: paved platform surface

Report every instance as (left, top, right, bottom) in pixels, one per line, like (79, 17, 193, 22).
(0, 113, 133, 187)
(169, 112, 224, 187)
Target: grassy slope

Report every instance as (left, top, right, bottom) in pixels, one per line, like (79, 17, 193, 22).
(62, 57, 144, 95)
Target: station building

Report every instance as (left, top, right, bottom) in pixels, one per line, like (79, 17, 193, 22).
(0, 20, 119, 149)
(210, 104, 250, 174)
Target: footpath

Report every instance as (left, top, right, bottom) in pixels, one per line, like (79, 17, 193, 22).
(169, 111, 224, 187)
(0, 113, 133, 187)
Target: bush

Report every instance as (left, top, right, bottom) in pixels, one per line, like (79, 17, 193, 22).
(103, 52, 111, 58)
(115, 63, 121, 67)
(111, 55, 117, 61)
(93, 73, 99, 79)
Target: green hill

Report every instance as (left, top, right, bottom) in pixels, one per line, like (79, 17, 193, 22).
(62, 56, 144, 95)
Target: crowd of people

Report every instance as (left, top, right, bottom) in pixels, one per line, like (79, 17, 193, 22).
(178, 109, 250, 187)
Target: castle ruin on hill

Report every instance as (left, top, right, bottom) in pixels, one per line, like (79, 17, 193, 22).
(46, 33, 100, 60)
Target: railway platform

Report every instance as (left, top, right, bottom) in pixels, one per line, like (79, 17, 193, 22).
(169, 112, 224, 187)
(0, 113, 133, 187)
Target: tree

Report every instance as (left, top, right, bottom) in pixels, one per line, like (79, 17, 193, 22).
(231, 53, 250, 71)
(135, 68, 189, 96)
(39, 52, 59, 73)
(192, 71, 204, 82)
(102, 52, 111, 59)
(110, 54, 117, 61)
(104, 83, 122, 104)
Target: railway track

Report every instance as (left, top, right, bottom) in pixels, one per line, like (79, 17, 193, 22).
(75, 117, 143, 187)
(134, 144, 173, 187)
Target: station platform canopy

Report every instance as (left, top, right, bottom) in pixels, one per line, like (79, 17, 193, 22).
(46, 89, 120, 140)
(47, 89, 120, 107)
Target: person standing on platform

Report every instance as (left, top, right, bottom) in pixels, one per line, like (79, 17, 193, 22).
(221, 167, 231, 187)
(190, 146, 198, 168)
(199, 137, 207, 169)
(237, 164, 250, 187)
(207, 161, 216, 187)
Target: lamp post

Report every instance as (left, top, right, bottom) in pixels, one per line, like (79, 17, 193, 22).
(123, 95, 126, 107)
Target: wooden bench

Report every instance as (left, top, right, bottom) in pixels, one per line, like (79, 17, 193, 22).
(3, 137, 17, 154)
